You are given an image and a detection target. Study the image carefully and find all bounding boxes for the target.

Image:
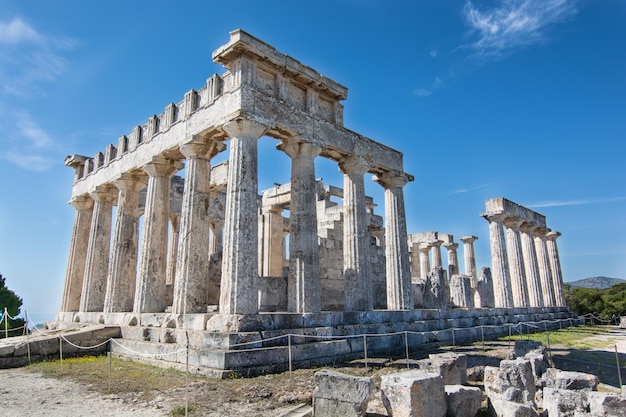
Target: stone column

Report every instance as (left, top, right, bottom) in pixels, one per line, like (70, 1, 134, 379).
(431, 240, 443, 269)
(419, 243, 432, 280)
(484, 213, 513, 308)
(172, 140, 224, 315)
(259, 205, 286, 277)
(209, 220, 223, 257)
(546, 231, 566, 307)
(443, 242, 459, 278)
(104, 173, 147, 313)
(134, 156, 182, 313)
(504, 218, 529, 308)
(219, 120, 266, 315)
(520, 223, 544, 308)
(61, 195, 94, 312)
(279, 140, 322, 313)
(166, 213, 180, 307)
(80, 186, 116, 312)
(339, 156, 372, 312)
(409, 243, 421, 280)
(374, 172, 413, 310)
(459, 236, 478, 287)
(534, 227, 556, 307)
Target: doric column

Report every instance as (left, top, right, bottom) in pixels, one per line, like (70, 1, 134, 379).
(209, 220, 223, 257)
(104, 173, 147, 313)
(61, 195, 94, 312)
(534, 227, 556, 307)
(134, 156, 182, 313)
(219, 120, 266, 315)
(259, 205, 286, 277)
(459, 236, 478, 287)
(339, 156, 372, 312)
(546, 231, 566, 307)
(172, 140, 224, 315)
(520, 223, 544, 307)
(484, 213, 513, 308)
(444, 242, 459, 278)
(80, 186, 116, 312)
(279, 140, 322, 313)
(374, 172, 413, 310)
(419, 243, 432, 279)
(409, 243, 421, 280)
(504, 218, 529, 308)
(166, 213, 180, 307)
(430, 240, 444, 269)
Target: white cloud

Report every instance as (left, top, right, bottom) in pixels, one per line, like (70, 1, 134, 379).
(450, 183, 491, 194)
(0, 17, 42, 44)
(526, 196, 626, 208)
(462, 0, 578, 60)
(415, 76, 444, 97)
(429, 48, 438, 58)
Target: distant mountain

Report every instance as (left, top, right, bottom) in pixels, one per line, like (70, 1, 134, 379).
(567, 276, 625, 289)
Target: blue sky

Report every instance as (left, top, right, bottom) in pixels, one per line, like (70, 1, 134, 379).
(0, 0, 624, 324)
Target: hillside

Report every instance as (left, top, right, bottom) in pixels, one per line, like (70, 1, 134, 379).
(567, 276, 625, 289)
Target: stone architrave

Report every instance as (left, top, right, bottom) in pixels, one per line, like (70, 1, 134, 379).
(61, 195, 94, 312)
(104, 173, 147, 313)
(476, 267, 495, 308)
(219, 119, 266, 315)
(134, 156, 182, 313)
(431, 240, 444, 269)
(534, 227, 556, 307)
(339, 156, 372, 312)
(520, 223, 544, 308)
(485, 213, 513, 308)
(172, 140, 224, 315)
(546, 231, 566, 307)
(419, 243, 432, 280)
(504, 218, 530, 308)
(374, 171, 413, 310)
(80, 186, 116, 312)
(279, 139, 322, 313)
(459, 236, 478, 287)
(444, 242, 460, 278)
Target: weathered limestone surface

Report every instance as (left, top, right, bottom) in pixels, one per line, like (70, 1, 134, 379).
(587, 391, 626, 416)
(543, 387, 588, 417)
(542, 368, 599, 392)
(312, 370, 372, 417)
(476, 267, 495, 308)
(421, 353, 468, 385)
(381, 371, 446, 417)
(484, 359, 539, 417)
(444, 385, 483, 417)
(459, 236, 478, 286)
(424, 268, 449, 310)
(450, 275, 473, 308)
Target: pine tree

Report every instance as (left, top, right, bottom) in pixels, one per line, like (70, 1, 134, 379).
(0, 273, 26, 338)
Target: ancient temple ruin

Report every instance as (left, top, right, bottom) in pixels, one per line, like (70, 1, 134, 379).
(55, 30, 575, 375)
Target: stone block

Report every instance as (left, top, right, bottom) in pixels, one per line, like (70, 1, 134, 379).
(514, 340, 543, 358)
(420, 353, 468, 385)
(312, 369, 372, 417)
(543, 387, 588, 417)
(476, 267, 495, 308)
(587, 391, 626, 417)
(444, 385, 482, 417)
(484, 359, 536, 405)
(450, 275, 473, 308)
(488, 398, 540, 417)
(542, 368, 599, 392)
(381, 371, 446, 417)
(424, 268, 449, 310)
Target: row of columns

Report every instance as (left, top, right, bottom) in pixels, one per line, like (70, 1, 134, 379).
(484, 213, 566, 309)
(62, 119, 416, 317)
(410, 235, 478, 286)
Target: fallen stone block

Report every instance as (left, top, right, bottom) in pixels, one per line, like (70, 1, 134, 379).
(488, 398, 540, 417)
(543, 368, 599, 392)
(381, 370, 446, 417)
(312, 369, 372, 417)
(444, 385, 482, 417)
(543, 387, 588, 417)
(587, 391, 626, 417)
(484, 359, 536, 405)
(514, 340, 543, 359)
(416, 353, 467, 385)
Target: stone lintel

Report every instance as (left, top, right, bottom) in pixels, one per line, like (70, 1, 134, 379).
(484, 197, 546, 227)
(408, 231, 438, 246)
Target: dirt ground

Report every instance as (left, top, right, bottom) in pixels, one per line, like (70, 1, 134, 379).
(0, 326, 624, 417)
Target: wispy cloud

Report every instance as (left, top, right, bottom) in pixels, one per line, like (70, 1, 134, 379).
(415, 76, 445, 97)
(526, 196, 626, 208)
(450, 183, 491, 194)
(461, 0, 578, 60)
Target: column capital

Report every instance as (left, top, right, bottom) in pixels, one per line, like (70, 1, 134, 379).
(222, 119, 266, 140)
(443, 242, 459, 251)
(418, 243, 432, 253)
(179, 139, 226, 160)
(482, 212, 507, 224)
(519, 222, 538, 234)
(142, 156, 183, 177)
(338, 155, 369, 176)
(546, 231, 561, 241)
(113, 172, 148, 192)
(373, 171, 412, 189)
(459, 235, 478, 244)
(89, 185, 117, 203)
(533, 226, 551, 237)
(430, 240, 443, 248)
(277, 139, 322, 160)
(503, 217, 525, 230)
(69, 194, 94, 211)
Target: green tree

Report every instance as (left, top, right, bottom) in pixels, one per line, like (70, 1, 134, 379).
(565, 283, 626, 321)
(0, 272, 26, 338)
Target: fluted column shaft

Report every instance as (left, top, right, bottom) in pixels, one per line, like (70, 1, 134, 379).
(340, 156, 372, 312)
(546, 231, 566, 307)
(485, 213, 513, 308)
(209, 220, 223, 257)
(260, 206, 285, 277)
(219, 120, 266, 315)
(61, 196, 94, 312)
(520, 223, 544, 307)
(80, 186, 116, 312)
(375, 172, 412, 310)
(419, 244, 432, 280)
(444, 243, 459, 277)
(280, 140, 322, 313)
(104, 174, 146, 313)
(166, 214, 180, 307)
(409, 243, 421, 280)
(172, 140, 223, 314)
(459, 236, 478, 287)
(134, 157, 182, 313)
(431, 241, 443, 269)
(505, 219, 529, 308)
(535, 228, 556, 307)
